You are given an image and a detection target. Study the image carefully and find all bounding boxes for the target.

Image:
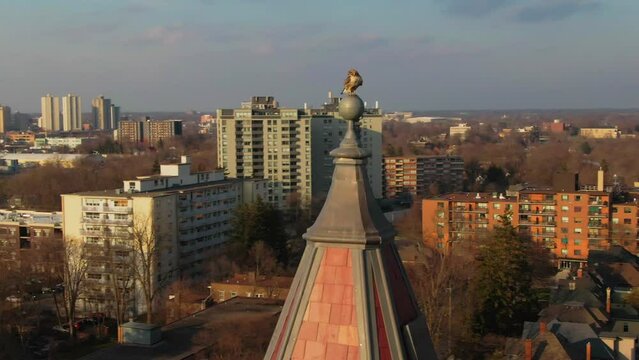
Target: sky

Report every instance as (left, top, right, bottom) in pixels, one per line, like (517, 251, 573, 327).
(0, 0, 637, 112)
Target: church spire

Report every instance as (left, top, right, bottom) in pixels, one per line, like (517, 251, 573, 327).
(265, 71, 437, 359)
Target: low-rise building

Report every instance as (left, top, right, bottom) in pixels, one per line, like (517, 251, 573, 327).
(580, 127, 620, 139)
(5, 131, 36, 145)
(61, 156, 268, 316)
(0, 210, 63, 281)
(210, 273, 293, 302)
(33, 136, 94, 150)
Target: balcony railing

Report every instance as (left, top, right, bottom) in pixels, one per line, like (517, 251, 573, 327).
(83, 205, 132, 214)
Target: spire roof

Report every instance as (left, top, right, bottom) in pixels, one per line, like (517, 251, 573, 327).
(265, 91, 437, 359)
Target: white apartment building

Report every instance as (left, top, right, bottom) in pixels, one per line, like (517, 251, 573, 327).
(62, 156, 267, 316)
(449, 123, 472, 140)
(41, 94, 61, 132)
(62, 94, 82, 131)
(216, 94, 382, 210)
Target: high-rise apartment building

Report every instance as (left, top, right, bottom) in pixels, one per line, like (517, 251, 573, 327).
(0, 104, 11, 133)
(62, 156, 267, 315)
(422, 188, 613, 268)
(91, 95, 120, 130)
(217, 94, 382, 209)
(117, 120, 144, 143)
(41, 94, 61, 131)
(117, 119, 182, 144)
(62, 94, 82, 131)
(110, 104, 120, 130)
(383, 155, 464, 200)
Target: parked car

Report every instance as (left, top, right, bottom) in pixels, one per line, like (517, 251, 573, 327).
(5, 295, 21, 303)
(73, 318, 96, 330)
(52, 324, 70, 333)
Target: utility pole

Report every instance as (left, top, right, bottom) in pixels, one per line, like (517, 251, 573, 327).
(448, 285, 453, 356)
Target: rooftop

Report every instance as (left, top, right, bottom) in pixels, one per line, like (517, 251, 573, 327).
(430, 192, 516, 202)
(214, 273, 293, 288)
(80, 298, 282, 360)
(0, 209, 62, 226)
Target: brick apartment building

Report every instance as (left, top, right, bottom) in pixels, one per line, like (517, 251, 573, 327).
(0, 210, 63, 281)
(383, 155, 464, 200)
(422, 188, 629, 268)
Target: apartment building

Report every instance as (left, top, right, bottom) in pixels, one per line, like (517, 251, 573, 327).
(62, 94, 82, 131)
(423, 189, 613, 268)
(117, 119, 182, 144)
(41, 94, 61, 131)
(449, 123, 471, 140)
(217, 94, 382, 209)
(383, 155, 464, 200)
(611, 203, 639, 254)
(62, 156, 267, 315)
(0, 104, 10, 133)
(92, 96, 120, 130)
(0, 210, 63, 281)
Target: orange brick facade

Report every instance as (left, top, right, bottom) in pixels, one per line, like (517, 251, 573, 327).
(422, 190, 633, 267)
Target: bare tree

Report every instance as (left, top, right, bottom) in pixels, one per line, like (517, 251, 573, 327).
(61, 236, 89, 339)
(104, 235, 136, 327)
(248, 241, 278, 279)
(130, 215, 170, 323)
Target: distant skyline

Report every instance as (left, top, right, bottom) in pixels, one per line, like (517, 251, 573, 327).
(0, 0, 637, 113)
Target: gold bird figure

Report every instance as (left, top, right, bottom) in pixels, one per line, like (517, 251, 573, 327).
(341, 68, 363, 95)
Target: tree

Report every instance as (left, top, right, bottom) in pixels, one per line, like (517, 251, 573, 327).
(248, 241, 278, 278)
(104, 236, 136, 328)
(473, 214, 538, 336)
(61, 237, 89, 339)
(580, 141, 593, 155)
(230, 198, 288, 265)
(131, 216, 170, 323)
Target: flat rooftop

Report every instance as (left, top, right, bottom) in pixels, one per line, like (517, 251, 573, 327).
(80, 297, 282, 360)
(0, 210, 62, 225)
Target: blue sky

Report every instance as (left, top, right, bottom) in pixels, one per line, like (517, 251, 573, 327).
(0, 0, 637, 112)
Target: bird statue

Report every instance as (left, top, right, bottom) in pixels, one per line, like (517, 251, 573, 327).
(341, 68, 363, 95)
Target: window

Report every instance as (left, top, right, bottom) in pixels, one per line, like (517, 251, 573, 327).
(613, 218, 619, 225)
(624, 219, 632, 225)
(562, 217, 569, 223)
(574, 206, 582, 213)
(561, 195, 569, 201)
(574, 228, 582, 234)
(561, 206, 569, 212)
(574, 249, 582, 256)
(624, 208, 633, 214)
(493, 203, 501, 209)
(575, 195, 581, 201)
(574, 239, 581, 245)
(561, 249, 568, 255)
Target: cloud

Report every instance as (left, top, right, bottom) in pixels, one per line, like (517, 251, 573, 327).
(515, 0, 601, 22)
(130, 25, 187, 46)
(438, 0, 518, 17)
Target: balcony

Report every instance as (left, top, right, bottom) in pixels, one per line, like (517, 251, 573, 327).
(83, 205, 132, 214)
(83, 218, 133, 225)
(588, 222, 608, 229)
(520, 198, 556, 205)
(588, 212, 607, 217)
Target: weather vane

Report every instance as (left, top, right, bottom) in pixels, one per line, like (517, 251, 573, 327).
(341, 68, 363, 95)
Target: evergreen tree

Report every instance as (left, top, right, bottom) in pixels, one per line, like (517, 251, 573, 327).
(229, 197, 288, 265)
(473, 213, 538, 336)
